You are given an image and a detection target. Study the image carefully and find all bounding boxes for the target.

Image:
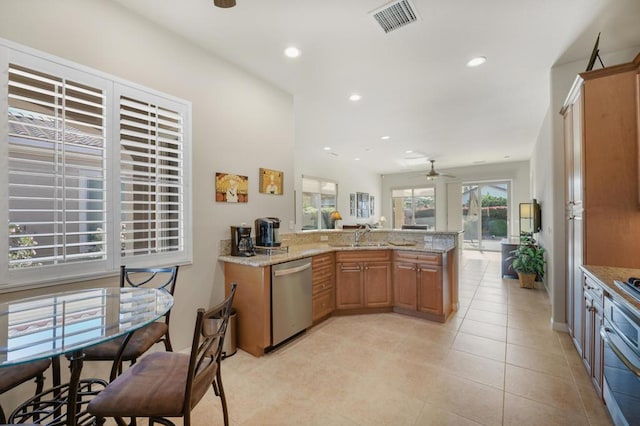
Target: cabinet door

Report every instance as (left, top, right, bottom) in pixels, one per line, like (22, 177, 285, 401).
(393, 262, 417, 310)
(592, 300, 604, 398)
(582, 290, 594, 374)
(336, 262, 364, 309)
(364, 261, 392, 307)
(417, 264, 442, 315)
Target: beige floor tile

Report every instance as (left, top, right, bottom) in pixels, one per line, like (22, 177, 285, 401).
(577, 383, 614, 426)
(503, 392, 590, 426)
(419, 372, 504, 425)
(505, 364, 583, 412)
(465, 308, 508, 326)
(506, 327, 564, 356)
(460, 318, 507, 342)
(440, 348, 505, 389)
(469, 299, 508, 314)
(506, 343, 572, 380)
(452, 332, 506, 362)
(414, 401, 484, 425)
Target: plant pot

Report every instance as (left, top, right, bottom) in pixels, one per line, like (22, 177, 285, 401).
(517, 272, 536, 289)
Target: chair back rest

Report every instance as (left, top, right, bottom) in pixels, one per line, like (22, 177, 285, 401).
(120, 265, 180, 326)
(184, 283, 237, 409)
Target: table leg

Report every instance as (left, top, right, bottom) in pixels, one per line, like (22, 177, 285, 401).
(66, 350, 84, 426)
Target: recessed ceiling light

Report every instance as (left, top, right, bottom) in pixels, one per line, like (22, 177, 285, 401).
(405, 150, 413, 154)
(381, 136, 390, 140)
(284, 46, 301, 58)
(466, 56, 487, 67)
(323, 146, 331, 151)
(349, 93, 362, 102)
(354, 157, 361, 161)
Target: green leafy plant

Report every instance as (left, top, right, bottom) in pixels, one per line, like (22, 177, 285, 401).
(508, 233, 545, 278)
(8, 223, 40, 269)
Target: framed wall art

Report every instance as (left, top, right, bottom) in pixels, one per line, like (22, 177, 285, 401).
(259, 168, 283, 195)
(349, 193, 356, 216)
(215, 172, 248, 203)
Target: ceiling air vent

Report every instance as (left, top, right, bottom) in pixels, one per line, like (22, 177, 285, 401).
(370, 0, 418, 33)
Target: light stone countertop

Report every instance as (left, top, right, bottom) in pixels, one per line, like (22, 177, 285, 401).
(219, 241, 456, 267)
(581, 264, 640, 314)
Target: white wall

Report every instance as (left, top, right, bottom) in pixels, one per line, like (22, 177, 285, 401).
(0, 0, 294, 353)
(533, 46, 640, 330)
(380, 161, 531, 234)
(294, 153, 382, 227)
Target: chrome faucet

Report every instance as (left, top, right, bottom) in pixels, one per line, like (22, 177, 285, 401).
(354, 224, 371, 245)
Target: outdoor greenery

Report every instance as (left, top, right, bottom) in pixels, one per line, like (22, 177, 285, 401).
(8, 223, 40, 269)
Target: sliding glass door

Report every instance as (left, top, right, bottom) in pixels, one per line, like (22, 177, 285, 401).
(462, 182, 510, 251)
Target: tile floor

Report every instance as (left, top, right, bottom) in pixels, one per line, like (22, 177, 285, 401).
(191, 251, 614, 425)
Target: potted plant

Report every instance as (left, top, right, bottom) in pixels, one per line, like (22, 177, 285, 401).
(508, 233, 545, 289)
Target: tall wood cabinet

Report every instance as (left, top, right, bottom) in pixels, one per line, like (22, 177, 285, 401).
(561, 52, 640, 396)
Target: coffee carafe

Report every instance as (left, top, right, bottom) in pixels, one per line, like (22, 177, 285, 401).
(230, 225, 255, 257)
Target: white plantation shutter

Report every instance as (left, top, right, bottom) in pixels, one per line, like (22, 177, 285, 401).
(1, 41, 191, 290)
(119, 94, 185, 258)
(7, 63, 107, 268)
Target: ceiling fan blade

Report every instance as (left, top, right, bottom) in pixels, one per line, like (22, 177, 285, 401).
(213, 0, 236, 7)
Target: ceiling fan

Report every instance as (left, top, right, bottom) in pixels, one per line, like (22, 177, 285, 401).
(213, 0, 236, 7)
(424, 160, 455, 180)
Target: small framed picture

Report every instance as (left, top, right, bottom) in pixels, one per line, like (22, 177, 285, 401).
(350, 193, 356, 216)
(215, 172, 248, 203)
(370, 196, 375, 216)
(259, 168, 283, 195)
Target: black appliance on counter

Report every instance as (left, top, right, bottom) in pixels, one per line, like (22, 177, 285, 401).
(255, 217, 281, 247)
(230, 225, 255, 257)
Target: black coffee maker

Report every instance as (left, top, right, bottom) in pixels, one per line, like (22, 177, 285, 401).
(230, 225, 255, 257)
(255, 217, 281, 247)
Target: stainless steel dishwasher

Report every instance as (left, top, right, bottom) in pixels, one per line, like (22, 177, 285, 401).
(271, 257, 312, 346)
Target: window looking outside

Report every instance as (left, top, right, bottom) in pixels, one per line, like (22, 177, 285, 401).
(391, 187, 435, 229)
(302, 177, 337, 230)
(2, 43, 191, 290)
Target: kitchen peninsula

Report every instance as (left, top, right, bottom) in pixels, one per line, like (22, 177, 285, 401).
(220, 229, 461, 357)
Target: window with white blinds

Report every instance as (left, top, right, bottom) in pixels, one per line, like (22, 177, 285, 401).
(0, 42, 191, 290)
(119, 95, 184, 257)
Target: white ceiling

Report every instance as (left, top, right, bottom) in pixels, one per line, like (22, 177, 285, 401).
(111, 0, 640, 174)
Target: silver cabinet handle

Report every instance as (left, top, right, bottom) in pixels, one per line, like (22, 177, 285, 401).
(601, 326, 640, 377)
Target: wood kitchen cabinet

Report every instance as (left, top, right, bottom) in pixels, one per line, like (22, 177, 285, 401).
(562, 52, 640, 397)
(224, 262, 271, 357)
(392, 251, 451, 322)
(335, 250, 392, 311)
(312, 252, 335, 323)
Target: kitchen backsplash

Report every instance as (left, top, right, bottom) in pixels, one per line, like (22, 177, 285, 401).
(218, 229, 459, 255)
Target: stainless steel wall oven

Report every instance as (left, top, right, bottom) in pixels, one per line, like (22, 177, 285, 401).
(601, 296, 640, 426)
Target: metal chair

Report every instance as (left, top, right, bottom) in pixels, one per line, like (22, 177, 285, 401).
(82, 265, 180, 381)
(0, 358, 53, 423)
(88, 283, 238, 426)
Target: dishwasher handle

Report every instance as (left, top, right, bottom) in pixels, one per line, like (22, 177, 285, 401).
(273, 262, 311, 277)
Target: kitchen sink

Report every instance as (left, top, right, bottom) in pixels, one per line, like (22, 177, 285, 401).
(329, 242, 388, 248)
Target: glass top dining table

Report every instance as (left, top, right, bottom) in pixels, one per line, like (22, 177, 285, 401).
(0, 287, 174, 366)
(0, 287, 174, 425)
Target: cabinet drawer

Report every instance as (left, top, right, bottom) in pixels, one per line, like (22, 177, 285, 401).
(313, 253, 334, 268)
(312, 266, 334, 283)
(313, 288, 335, 320)
(313, 277, 334, 295)
(584, 276, 604, 306)
(336, 250, 391, 263)
(394, 251, 442, 265)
